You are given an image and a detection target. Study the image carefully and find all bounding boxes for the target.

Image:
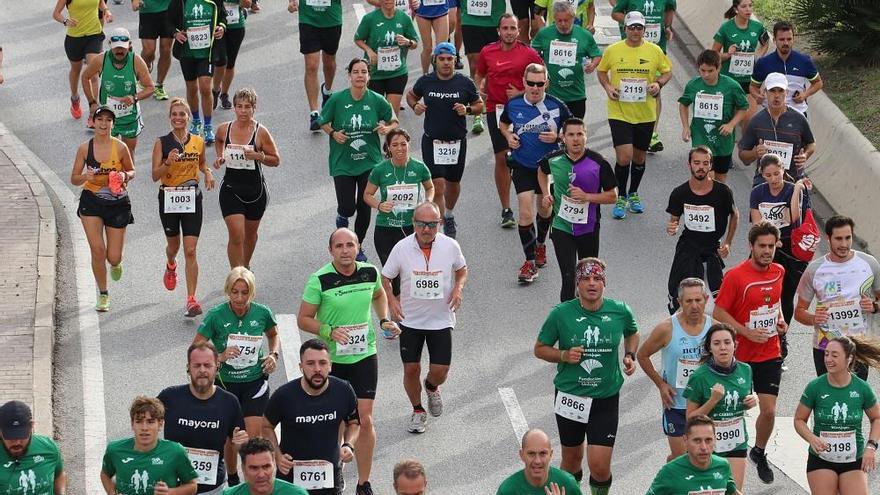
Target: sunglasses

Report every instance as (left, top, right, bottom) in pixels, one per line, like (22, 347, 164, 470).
(414, 220, 440, 229)
(626, 25, 645, 31)
(110, 36, 130, 43)
(525, 80, 546, 87)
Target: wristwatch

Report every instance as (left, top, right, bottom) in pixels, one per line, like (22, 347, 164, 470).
(342, 442, 355, 452)
(269, 351, 279, 359)
(872, 301, 879, 313)
(867, 439, 878, 450)
(624, 351, 636, 361)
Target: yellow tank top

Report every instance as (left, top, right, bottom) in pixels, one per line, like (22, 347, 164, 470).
(161, 133, 204, 187)
(82, 139, 123, 197)
(66, 0, 103, 38)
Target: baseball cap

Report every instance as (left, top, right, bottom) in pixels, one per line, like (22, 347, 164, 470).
(764, 72, 788, 91)
(93, 105, 116, 121)
(0, 401, 33, 440)
(624, 11, 646, 27)
(109, 27, 132, 49)
(433, 42, 456, 57)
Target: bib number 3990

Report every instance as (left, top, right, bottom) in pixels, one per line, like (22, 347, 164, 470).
(554, 391, 592, 424)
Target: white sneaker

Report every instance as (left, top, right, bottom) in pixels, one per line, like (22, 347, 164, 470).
(408, 410, 427, 434)
(426, 387, 443, 417)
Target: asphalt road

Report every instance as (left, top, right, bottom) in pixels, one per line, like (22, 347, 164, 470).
(2, 1, 878, 493)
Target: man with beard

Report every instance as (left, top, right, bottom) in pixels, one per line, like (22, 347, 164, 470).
(496, 428, 582, 494)
(750, 21, 822, 117)
(665, 146, 738, 314)
(223, 438, 308, 494)
(262, 339, 360, 495)
(159, 342, 248, 493)
(0, 401, 67, 495)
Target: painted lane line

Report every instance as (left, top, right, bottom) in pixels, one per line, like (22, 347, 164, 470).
(353, 3, 367, 23)
(745, 412, 809, 492)
(498, 387, 530, 446)
(276, 314, 303, 382)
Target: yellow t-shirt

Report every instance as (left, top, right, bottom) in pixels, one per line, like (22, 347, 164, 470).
(66, 0, 103, 38)
(161, 134, 204, 187)
(597, 40, 672, 124)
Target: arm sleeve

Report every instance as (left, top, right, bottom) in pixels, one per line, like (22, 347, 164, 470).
(864, 253, 880, 292)
(230, 397, 246, 436)
(714, 270, 738, 314)
(805, 56, 819, 80)
(368, 165, 382, 186)
(53, 441, 64, 473)
(751, 58, 768, 85)
(801, 119, 815, 145)
(379, 96, 395, 123)
(264, 305, 278, 328)
(537, 309, 560, 346)
(196, 311, 214, 339)
(863, 380, 877, 409)
(599, 158, 618, 190)
(499, 103, 511, 124)
(530, 47, 544, 65)
(319, 95, 336, 126)
(263, 389, 282, 426)
(623, 303, 639, 336)
(302, 274, 323, 305)
(345, 384, 361, 423)
(658, 51, 672, 74)
(585, 34, 602, 58)
(677, 79, 695, 106)
(380, 245, 401, 279)
(411, 76, 424, 98)
(406, 17, 420, 41)
(354, 16, 370, 41)
(539, 157, 551, 175)
(796, 261, 817, 302)
(466, 77, 481, 103)
(452, 242, 467, 271)
(101, 448, 116, 477)
(682, 372, 703, 402)
(216, 1, 227, 29)
(713, 26, 725, 45)
(611, 0, 627, 14)
(665, 186, 683, 216)
(799, 379, 815, 408)
(738, 121, 757, 150)
(476, 48, 488, 77)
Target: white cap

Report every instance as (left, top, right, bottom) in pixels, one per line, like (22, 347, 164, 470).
(624, 11, 646, 27)
(109, 28, 132, 49)
(764, 72, 788, 91)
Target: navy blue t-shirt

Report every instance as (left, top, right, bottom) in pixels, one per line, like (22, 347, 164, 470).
(411, 72, 481, 140)
(501, 94, 571, 169)
(750, 181, 803, 239)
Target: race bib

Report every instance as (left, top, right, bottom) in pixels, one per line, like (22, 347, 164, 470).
(748, 304, 779, 337)
(226, 333, 262, 369)
(763, 140, 794, 168)
(644, 23, 662, 43)
(224, 144, 254, 170)
(714, 417, 745, 453)
(619, 78, 647, 103)
(549, 40, 577, 67)
(694, 93, 723, 121)
(674, 359, 699, 389)
(682, 204, 715, 232)
(554, 391, 592, 424)
(293, 460, 335, 490)
(185, 447, 219, 485)
(466, 0, 490, 16)
(819, 430, 857, 463)
(688, 489, 725, 495)
(758, 202, 790, 229)
(558, 195, 588, 224)
(378, 46, 402, 72)
(305, 0, 331, 6)
(729, 52, 754, 76)
(187, 24, 211, 50)
(394, 0, 409, 12)
(825, 299, 865, 335)
(107, 96, 133, 118)
(336, 323, 368, 356)
(163, 187, 196, 214)
(387, 183, 418, 210)
(433, 140, 461, 165)
(423, 0, 446, 6)
(411, 270, 443, 300)
(224, 3, 240, 23)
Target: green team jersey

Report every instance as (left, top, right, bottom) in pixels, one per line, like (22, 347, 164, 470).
(320, 89, 396, 177)
(713, 18, 768, 83)
(460, 0, 506, 27)
(612, 0, 676, 53)
(354, 9, 419, 80)
(197, 302, 277, 383)
(800, 374, 878, 460)
(141, 0, 172, 14)
(367, 158, 431, 228)
(297, 0, 342, 28)
(496, 467, 583, 495)
(534, 0, 594, 26)
(224, 479, 309, 494)
(100, 51, 140, 128)
(302, 262, 382, 364)
(0, 435, 64, 495)
(646, 454, 737, 495)
(223, 1, 246, 30)
(182, 0, 221, 59)
(102, 438, 197, 494)
(538, 298, 638, 398)
(677, 74, 748, 157)
(683, 362, 752, 453)
(531, 25, 602, 103)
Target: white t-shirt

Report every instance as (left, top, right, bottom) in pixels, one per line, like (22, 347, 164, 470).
(381, 233, 467, 330)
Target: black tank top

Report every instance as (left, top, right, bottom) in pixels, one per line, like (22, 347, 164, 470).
(221, 121, 264, 196)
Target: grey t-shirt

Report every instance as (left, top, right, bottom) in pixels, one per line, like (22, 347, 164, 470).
(739, 107, 814, 179)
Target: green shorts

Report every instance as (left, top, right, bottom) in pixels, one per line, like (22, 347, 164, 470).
(112, 115, 144, 139)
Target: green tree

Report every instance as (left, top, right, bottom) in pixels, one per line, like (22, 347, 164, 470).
(793, 0, 880, 65)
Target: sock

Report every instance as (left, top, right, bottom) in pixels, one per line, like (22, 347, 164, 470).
(536, 214, 552, 244)
(167, 261, 176, 269)
(572, 470, 583, 482)
(71, 95, 80, 102)
(424, 379, 438, 391)
(589, 475, 612, 495)
(99, 290, 108, 296)
(156, 83, 163, 88)
(310, 110, 320, 117)
(614, 163, 629, 197)
(753, 446, 765, 456)
(629, 162, 645, 195)
(192, 111, 200, 122)
(445, 207, 454, 218)
(519, 224, 536, 261)
(322, 84, 332, 95)
(413, 403, 425, 412)
(204, 115, 212, 127)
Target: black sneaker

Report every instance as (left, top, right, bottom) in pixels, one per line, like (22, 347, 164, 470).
(212, 89, 221, 110)
(444, 216, 457, 238)
(220, 93, 232, 110)
(749, 447, 774, 484)
(455, 55, 464, 70)
(500, 208, 516, 229)
(321, 83, 331, 107)
(309, 112, 321, 132)
(227, 472, 241, 487)
(356, 481, 375, 495)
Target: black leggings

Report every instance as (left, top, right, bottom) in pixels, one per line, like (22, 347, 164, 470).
(374, 225, 413, 296)
(550, 226, 600, 302)
(333, 171, 371, 243)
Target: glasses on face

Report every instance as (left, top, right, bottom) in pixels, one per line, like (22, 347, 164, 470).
(110, 36, 130, 43)
(626, 25, 645, 31)
(525, 80, 546, 87)
(414, 220, 440, 229)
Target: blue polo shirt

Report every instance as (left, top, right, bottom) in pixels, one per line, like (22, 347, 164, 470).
(751, 49, 819, 114)
(500, 94, 571, 169)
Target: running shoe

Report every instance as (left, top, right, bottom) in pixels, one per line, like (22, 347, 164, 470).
(471, 114, 484, 134)
(628, 192, 645, 213)
(220, 93, 232, 110)
(309, 111, 321, 132)
(356, 249, 368, 262)
(518, 260, 538, 284)
(163, 263, 177, 291)
(335, 214, 349, 229)
(612, 196, 627, 219)
(95, 293, 110, 312)
(749, 447, 774, 484)
(321, 83, 331, 108)
(204, 123, 215, 144)
(185, 296, 203, 317)
(110, 264, 123, 282)
(408, 410, 427, 433)
(70, 97, 82, 119)
(86, 116, 95, 130)
(500, 208, 516, 228)
(455, 55, 464, 70)
(535, 244, 547, 268)
(189, 119, 203, 137)
(212, 89, 220, 110)
(648, 132, 664, 153)
(153, 85, 169, 101)
(444, 216, 457, 239)
(355, 482, 375, 495)
(425, 383, 443, 417)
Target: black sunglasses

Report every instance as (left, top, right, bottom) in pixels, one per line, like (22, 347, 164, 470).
(110, 35, 130, 43)
(414, 220, 440, 229)
(525, 80, 546, 87)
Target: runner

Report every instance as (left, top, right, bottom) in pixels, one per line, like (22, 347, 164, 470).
(447, 0, 464, 70)
(793, 336, 880, 495)
(496, 429, 582, 494)
(169, 0, 227, 143)
(712, 222, 786, 484)
(193, 266, 281, 488)
(751, 21, 822, 117)
(684, 323, 758, 490)
(411, 0, 449, 74)
(665, 146, 738, 313)
(0, 401, 67, 495)
(538, 117, 617, 301)
(262, 338, 361, 495)
(534, 0, 595, 32)
(354, 0, 419, 113)
(597, 11, 671, 219)
(795, 215, 880, 380)
(152, 97, 215, 316)
(53, 0, 110, 125)
(407, 42, 482, 236)
(288, 0, 342, 131)
(70, 106, 135, 312)
(392, 459, 427, 495)
(364, 129, 434, 297)
(159, 341, 248, 494)
(298, 229, 400, 495)
(637, 278, 714, 461)
(214, 88, 281, 269)
(82, 28, 154, 158)
(534, 257, 639, 494)
(132, 0, 174, 100)
(530, 1, 602, 119)
(474, 14, 543, 228)
(223, 438, 308, 494)
(321, 59, 398, 261)
(677, 50, 748, 183)
(212, 0, 249, 110)
(510, 0, 539, 43)
(500, 63, 571, 283)
(646, 415, 740, 495)
(382, 202, 467, 433)
(100, 396, 199, 495)
(460, 0, 507, 83)
(711, 0, 769, 130)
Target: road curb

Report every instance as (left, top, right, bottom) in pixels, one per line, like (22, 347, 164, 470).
(0, 123, 57, 436)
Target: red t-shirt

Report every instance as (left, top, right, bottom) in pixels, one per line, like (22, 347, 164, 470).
(476, 41, 543, 110)
(715, 259, 785, 363)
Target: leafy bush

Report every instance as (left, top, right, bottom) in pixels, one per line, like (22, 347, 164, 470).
(791, 0, 880, 65)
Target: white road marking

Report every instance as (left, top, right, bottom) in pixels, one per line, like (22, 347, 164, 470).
(276, 314, 303, 382)
(745, 411, 809, 492)
(354, 3, 367, 23)
(498, 387, 530, 446)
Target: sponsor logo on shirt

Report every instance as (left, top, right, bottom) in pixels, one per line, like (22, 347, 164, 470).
(177, 418, 221, 429)
(295, 411, 338, 424)
(32, 455, 44, 464)
(152, 457, 164, 465)
(426, 91, 462, 99)
(121, 457, 135, 464)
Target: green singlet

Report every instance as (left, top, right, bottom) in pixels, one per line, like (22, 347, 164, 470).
(354, 9, 419, 80)
(677, 74, 748, 157)
(496, 466, 583, 495)
(800, 373, 877, 460)
(611, 0, 677, 53)
(531, 25, 602, 103)
(197, 302, 277, 383)
(100, 51, 140, 131)
(102, 438, 197, 493)
(368, 158, 431, 228)
(683, 362, 752, 453)
(320, 89, 396, 177)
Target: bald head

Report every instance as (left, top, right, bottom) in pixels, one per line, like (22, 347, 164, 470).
(521, 428, 551, 450)
(328, 228, 358, 248)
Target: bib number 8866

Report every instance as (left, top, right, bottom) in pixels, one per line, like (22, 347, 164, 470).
(560, 396, 585, 411)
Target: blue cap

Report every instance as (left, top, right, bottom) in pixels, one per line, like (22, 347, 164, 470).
(433, 42, 456, 57)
